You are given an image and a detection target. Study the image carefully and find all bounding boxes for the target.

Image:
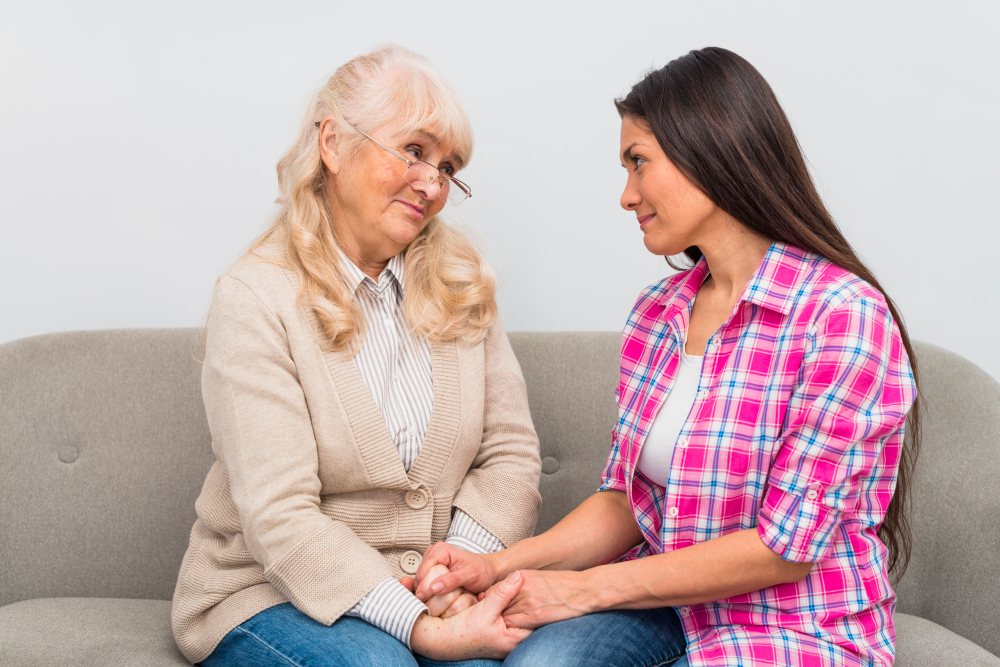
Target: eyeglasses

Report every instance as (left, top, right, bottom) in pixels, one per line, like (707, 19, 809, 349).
(316, 121, 471, 205)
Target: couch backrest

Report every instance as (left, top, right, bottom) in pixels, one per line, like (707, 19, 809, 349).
(1, 330, 997, 654)
(0, 329, 213, 606)
(892, 342, 1000, 655)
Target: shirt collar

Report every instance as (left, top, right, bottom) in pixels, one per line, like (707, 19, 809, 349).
(338, 249, 407, 297)
(739, 242, 814, 316)
(659, 242, 812, 318)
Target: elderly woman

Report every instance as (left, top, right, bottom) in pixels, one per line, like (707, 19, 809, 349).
(170, 45, 540, 666)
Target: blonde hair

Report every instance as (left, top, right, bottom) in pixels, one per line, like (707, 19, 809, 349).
(250, 44, 496, 353)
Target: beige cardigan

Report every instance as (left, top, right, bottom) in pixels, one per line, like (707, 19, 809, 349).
(170, 247, 542, 663)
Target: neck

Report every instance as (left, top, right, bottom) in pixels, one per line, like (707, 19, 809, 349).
(697, 220, 772, 300)
(338, 231, 392, 281)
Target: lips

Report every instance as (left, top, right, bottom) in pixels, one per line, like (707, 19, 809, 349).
(396, 200, 426, 218)
(637, 214, 655, 227)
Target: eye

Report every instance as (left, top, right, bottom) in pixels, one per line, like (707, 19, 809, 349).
(632, 156, 646, 170)
(404, 144, 422, 159)
(438, 162, 456, 177)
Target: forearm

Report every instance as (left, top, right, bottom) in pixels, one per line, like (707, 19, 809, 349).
(585, 527, 813, 612)
(491, 490, 643, 577)
(345, 578, 427, 647)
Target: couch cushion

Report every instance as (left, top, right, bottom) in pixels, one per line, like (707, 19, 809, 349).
(895, 612, 1000, 666)
(0, 598, 187, 666)
(1, 600, 995, 666)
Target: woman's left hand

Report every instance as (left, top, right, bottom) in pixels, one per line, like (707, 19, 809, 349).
(500, 570, 595, 629)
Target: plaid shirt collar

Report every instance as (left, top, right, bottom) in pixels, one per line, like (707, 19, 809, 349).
(659, 242, 810, 318)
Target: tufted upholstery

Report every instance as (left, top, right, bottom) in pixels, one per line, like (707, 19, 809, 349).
(0, 329, 997, 665)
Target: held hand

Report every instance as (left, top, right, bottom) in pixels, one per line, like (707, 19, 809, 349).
(501, 570, 594, 630)
(414, 542, 500, 601)
(421, 564, 478, 618)
(410, 572, 532, 661)
(440, 591, 478, 619)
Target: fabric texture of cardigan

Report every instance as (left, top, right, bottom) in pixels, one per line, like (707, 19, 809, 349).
(170, 243, 542, 663)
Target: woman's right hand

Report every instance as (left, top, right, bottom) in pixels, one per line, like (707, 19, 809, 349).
(413, 542, 501, 601)
(409, 571, 531, 661)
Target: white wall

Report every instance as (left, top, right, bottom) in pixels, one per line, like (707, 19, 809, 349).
(2, 1, 998, 381)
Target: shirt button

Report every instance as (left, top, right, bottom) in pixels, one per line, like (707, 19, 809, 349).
(677, 438, 688, 448)
(400, 550, 422, 574)
(667, 507, 679, 518)
(404, 488, 429, 509)
(407, 426, 415, 436)
(713, 338, 721, 347)
(698, 389, 709, 399)
(384, 318, 394, 328)
(393, 373, 400, 383)
(806, 489, 819, 500)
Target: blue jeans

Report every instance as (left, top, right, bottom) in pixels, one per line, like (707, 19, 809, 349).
(202, 602, 686, 667)
(504, 607, 686, 667)
(201, 603, 496, 667)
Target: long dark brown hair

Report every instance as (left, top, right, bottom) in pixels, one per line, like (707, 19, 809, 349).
(616, 47, 920, 580)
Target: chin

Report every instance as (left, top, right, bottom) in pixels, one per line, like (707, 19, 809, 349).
(387, 219, 427, 245)
(642, 235, 678, 257)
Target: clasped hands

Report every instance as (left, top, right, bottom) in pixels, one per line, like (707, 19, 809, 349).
(401, 542, 593, 661)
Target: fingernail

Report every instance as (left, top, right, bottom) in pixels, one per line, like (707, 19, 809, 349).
(432, 582, 444, 594)
(506, 571, 521, 583)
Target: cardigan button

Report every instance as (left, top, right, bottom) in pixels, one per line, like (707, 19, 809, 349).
(400, 550, 422, 574)
(405, 488, 429, 509)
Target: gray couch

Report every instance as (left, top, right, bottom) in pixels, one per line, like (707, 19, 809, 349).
(1, 329, 997, 666)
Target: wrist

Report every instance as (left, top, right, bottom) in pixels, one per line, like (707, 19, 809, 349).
(580, 565, 617, 613)
(482, 551, 506, 585)
(409, 613, 445, 659)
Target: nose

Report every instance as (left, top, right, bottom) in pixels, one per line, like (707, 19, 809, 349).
(409, 173, 444, 202)
(620, 174, 640, 211)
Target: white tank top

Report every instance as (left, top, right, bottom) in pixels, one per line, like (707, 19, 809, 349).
(636, 344, 704, 487)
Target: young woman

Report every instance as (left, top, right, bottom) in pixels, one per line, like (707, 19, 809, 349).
(170, 46, 541, 666)
(414, 47, 919, 667)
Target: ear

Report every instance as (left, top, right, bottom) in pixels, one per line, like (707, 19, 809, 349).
(318, 114, 341, 175)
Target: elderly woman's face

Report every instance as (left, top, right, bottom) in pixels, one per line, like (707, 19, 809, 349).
(322, 120, 460, 263)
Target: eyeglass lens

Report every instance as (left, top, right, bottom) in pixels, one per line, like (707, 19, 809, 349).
(404, 162, 468, 206)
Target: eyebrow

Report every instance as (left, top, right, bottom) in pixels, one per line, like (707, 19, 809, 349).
(621, 143, 639, 166)
(417, 130, 440, 144)
(420, 131, 466, 170)
(394, 128, 466, 170)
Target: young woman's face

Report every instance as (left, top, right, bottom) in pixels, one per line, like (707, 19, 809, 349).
(326, 122, 460, 260)
(619, 116, 725, 256)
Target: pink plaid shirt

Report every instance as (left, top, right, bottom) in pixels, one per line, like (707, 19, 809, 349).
(600, 243, 916, 667)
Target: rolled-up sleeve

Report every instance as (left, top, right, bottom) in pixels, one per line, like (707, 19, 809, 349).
(757, 295, 916, 563)
(452, 320, 542, 547)
(203, 276, 393, 624)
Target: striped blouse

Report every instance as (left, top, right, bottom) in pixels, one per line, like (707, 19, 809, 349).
(338, 251, 504, 646)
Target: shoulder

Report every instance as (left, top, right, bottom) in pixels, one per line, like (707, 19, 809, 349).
(213, 245, 298, 315)
(793, 252, 890, 326)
